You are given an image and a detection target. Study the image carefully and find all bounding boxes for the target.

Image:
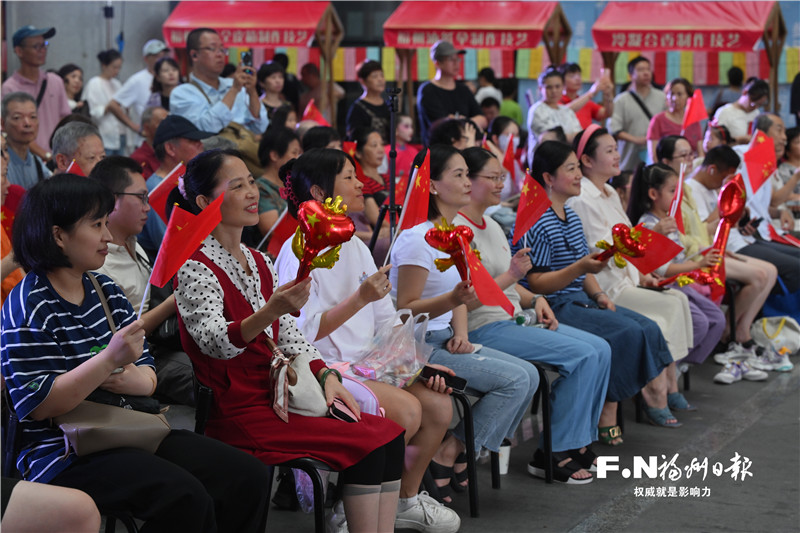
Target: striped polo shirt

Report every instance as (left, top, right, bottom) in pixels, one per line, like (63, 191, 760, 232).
(509, 206, 589, 294)
(1, 271, 153, 482)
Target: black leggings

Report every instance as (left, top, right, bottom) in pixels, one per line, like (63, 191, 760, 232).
(339, 433, 405, 486)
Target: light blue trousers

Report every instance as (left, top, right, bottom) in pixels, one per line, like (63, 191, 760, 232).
(426, 327, 538, 454)
(469, 320, 611, 452)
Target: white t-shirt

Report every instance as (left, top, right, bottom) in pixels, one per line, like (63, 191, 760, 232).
(713, 104, 759, 141)
(85, 76, 124, 150)
(454, 213, 522, 331)
(527, 101, 581, 164)
(114, 68, 154, 148)
(274, 237, 397, 362)
(389, 221, 461, 332)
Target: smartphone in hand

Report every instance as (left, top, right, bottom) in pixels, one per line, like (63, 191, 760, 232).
(420, 366, 467, 393)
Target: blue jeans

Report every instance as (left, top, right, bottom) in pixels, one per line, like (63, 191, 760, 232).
(426, 327, 538, 453)
(469, 321, 611, 452)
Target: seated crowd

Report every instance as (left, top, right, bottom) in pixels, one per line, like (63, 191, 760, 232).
(2, 22, 799, 533)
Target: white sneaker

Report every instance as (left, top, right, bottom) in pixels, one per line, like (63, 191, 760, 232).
(757, 346, 794, 372)
(326, 500, 348, 533)
(714, 361, 768, 384)
(395, 491, 461, 533)
(713, 342, 753, 365)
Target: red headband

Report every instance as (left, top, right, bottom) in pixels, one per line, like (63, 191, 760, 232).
(576, 124, 602, 161)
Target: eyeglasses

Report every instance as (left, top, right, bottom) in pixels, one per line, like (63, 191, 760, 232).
(197, 46, 228, 56)
(23, 41, 49, 51)
(472, 173, 507, 184)
(670, 152, 693, 161)
(115, 192, 149, 206)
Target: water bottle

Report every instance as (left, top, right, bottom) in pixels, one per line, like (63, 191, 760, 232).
(514, 309, 538, 327)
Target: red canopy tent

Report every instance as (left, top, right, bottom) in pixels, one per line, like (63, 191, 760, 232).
(162, 1, 344, 122)
(383, 1, 571, 116)
(592, 1, 786, 111)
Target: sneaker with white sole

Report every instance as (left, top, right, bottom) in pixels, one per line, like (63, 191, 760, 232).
(394, 491, 461, 533)
(714, 361, 768, 384)
(325, 500, 348, 533)
(713, 342, 754, 365)
(758, 346, 794, 372)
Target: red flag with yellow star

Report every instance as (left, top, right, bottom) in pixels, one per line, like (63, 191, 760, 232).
(511, 171, 551, 244)
(743, 131, 776, 194)
(386, 169, 410, 207)
(459, 234, 514, 316)
(302, 98, 330, 127)
(502, 133, 515, 175)
(397, 149, 431, 231)
(681, 89, 707, 132)
(150, 192, 223, 287)
(149, 162, 186, 224)
(625, 224, 684, 275)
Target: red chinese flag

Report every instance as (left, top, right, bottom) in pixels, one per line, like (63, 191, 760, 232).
(502, 133, 515, 175)
(668, 165, 685, 234)
(397, 149, 430, 231)
(743, 131, 776, 194)
(302, 98, 330, 127)
(149, 162, 186, 224)
(681, 89, 707, 132)
(65, 159, 85, 176)
(460, 234, 514, 317)
(768, 225, 800, 249)
(626, 224, 684, 275)
(266, 211, 299, 257)
(150, 193, 224, 287)
(511, 172, 551, 244)
(386, 169, 410, 207)
(481, 133, 491, 152)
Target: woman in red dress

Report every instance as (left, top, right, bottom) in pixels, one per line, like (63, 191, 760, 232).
(174, 148, 405, 533)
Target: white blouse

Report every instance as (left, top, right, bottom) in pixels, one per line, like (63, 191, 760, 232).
(175, 235, 320, 360)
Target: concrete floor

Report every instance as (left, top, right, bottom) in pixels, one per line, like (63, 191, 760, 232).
(153, 353, 799, 533)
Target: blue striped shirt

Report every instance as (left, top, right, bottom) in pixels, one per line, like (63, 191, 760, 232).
(1, 272, 153, 483)
(509, 207, 588, 294)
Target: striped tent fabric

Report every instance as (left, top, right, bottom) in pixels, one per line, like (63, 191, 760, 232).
(228, 45, 799, 85)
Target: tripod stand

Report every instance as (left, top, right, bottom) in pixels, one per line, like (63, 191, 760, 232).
(368, 87, 403, 252)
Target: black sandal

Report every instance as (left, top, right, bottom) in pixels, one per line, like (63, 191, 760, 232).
(429, 460, 455, 502)
(450, 452, 468, 493)
(569, 446, 598, 472)
(527, 449, 593, 485)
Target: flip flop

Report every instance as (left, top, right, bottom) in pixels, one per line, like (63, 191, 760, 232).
(642, 404, 683, 428)
(667, 391, 697, 412)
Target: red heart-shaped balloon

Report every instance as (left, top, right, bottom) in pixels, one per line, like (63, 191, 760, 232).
(718, 177, 746, 222)
(297, 199, 356, 253)
(425, 224, 474, 255)
(612, 223, 645, 257)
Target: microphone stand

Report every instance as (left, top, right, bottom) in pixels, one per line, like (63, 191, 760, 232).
(368, 87, 403, 252)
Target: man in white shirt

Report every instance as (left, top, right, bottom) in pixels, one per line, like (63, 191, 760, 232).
(170, 28, 267, 134)
(608, 57, 666, 172)
(107, 40, 170, 152)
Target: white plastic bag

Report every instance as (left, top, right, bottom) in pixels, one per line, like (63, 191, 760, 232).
(352, 310, 433, 387)
(751, 316, 800, 355)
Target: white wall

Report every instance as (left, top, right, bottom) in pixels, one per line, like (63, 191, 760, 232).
(4, 1, 173, 80)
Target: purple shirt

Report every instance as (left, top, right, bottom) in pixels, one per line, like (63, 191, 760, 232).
(2, 70, 71, 151)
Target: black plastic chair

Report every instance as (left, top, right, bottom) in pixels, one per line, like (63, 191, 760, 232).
(1, 390, 139, 533)
(194, 382, 331, 533)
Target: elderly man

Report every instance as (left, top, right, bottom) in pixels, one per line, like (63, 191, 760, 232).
(130, 106, 168, 179)
(170, 28, 266, 134)
(1, 25, 71, 160)
(416, 40, 487, 144)
(107, 39, 170, 151)
(52, 121, 105, 175)
(2, 92, 52, 189)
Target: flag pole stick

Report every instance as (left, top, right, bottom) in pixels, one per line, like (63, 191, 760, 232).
(382, 165, 419, 267)
(257, 207, 288, 251)
(137, 280, 152, 320)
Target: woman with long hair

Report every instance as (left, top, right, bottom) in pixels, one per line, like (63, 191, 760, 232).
(274, 147, 461, 531)
(174, 149, 405, 533)
(57, 63, 85, 112)
(255, 126, 301, 237)
(458, 146, 610, 482)
(146, 57, 183, 111)
(390, 144, 538, 498)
